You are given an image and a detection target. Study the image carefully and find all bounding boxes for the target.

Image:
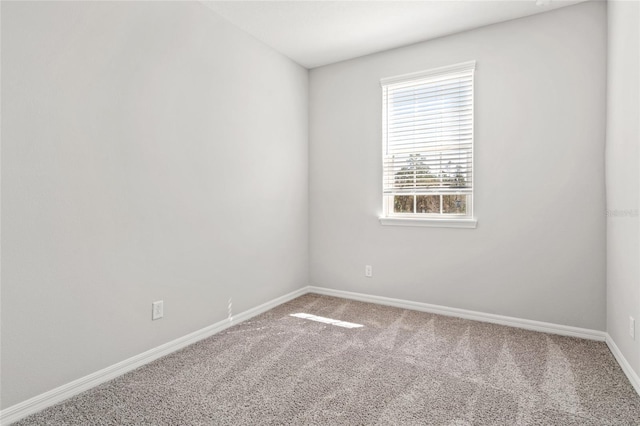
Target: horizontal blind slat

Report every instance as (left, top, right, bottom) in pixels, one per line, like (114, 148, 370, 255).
(387, 86, 472, 104)
(387, 108, 472, 127)
(388, 86, 472, 103)
(389, 96, 472, 113)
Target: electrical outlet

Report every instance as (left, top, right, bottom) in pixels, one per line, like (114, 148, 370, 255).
(152, 300, 164, 320)
(630, 317, 635, 340)
(365, 265, 373, 278)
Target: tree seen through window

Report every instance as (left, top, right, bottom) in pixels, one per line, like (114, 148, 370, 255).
(392, 153, 467, 215)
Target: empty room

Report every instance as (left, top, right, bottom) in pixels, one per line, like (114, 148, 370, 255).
(1, 0, 639, 424)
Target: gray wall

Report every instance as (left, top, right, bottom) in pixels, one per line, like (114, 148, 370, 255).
(309, 2, 607, 330)
(606, 0, 640, 377)
(1, 1, 308, 408)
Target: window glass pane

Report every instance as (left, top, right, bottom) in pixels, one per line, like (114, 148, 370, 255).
(394, 196, 414, 213)
(442, 195, 467, 214)
(416, 195, 440, 213)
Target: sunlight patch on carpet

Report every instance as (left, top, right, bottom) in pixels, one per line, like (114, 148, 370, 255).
(290, 313, 363, 329)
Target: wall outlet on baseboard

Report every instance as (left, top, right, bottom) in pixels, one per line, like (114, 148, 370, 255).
(152, 301, 164, 320)
(365, 265, 373, 278)
(630, 316, 635, 340)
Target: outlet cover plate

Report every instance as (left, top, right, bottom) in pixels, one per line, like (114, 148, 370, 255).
(152, 300, 164, 320)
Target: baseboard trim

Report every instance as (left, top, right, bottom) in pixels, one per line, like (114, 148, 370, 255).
(306, 286, 607, 341)
(2, 285, 628, 424)
(310, 285, 638, 396)
(606, 334, 640, 395)
(0, 287, 308, 425)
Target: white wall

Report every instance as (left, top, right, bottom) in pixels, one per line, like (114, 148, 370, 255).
(309, 2, 607, 330)
(1, 1, 308, 408)
(606, 0, 640, 377)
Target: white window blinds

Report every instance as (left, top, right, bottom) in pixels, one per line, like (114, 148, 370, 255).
(381, 61, 475, 202)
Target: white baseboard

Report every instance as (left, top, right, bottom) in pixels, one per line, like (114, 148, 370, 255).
(306, 286, 607, 341)
(0, 287, 308, 425)
(308, 287, 640, 395)
(3, 285, 634, 424)
(606, 334, 640, 395)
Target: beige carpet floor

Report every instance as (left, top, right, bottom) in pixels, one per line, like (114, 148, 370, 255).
(15, 293, 640, 425)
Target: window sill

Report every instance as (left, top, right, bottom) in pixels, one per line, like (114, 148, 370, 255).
(379, 216, 478, 228)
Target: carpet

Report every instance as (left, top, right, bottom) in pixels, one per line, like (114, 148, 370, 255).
(15, 294, 640, 425)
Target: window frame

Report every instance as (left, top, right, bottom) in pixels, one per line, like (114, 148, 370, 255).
(379, 61, 477, 229)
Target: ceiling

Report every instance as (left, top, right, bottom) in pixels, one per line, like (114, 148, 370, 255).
(202, 0, 589, 69)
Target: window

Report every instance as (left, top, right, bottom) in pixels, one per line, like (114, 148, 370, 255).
(380, 61, 476, 228)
